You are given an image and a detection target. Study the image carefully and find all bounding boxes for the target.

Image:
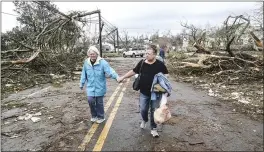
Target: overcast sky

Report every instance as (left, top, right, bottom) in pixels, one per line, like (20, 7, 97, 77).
(1, 2, 259, 37)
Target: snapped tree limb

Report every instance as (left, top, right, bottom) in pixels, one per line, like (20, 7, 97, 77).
(1, 50, 41, 66)
(1, 49, 34, 54)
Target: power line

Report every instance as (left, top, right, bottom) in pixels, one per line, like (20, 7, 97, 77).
(103, 25, 115, 33)
(118, 28, 182, 32)
(102, 24, 116, 35)
(1, 12, 18, 17)
(102, 19, 116, 31)
(101, 16, 115, 28)
(102, 19, 114, 29)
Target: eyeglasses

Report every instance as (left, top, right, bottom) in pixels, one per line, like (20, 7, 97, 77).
(145, 52, 155, 56)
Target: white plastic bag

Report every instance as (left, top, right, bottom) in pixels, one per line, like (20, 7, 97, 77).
(154, 93, 171, 124)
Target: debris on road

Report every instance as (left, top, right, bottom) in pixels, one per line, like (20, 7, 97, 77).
(238, 98, 249, 104)
(5, 84, 14, 87)
(208, 89, 215, 97)
(31, 117, 41, 123)
(188, 140, 204, 145)
(33, 112, 42, 116)
(4, 121, 11, 125)
(17, 112, 42, 122)
(10, 135, 19, 139)
(24, 113, 33, 120)
(72, 71, 82, 75)
(2, 132, 19, 139)
(231, 92, 241, 99)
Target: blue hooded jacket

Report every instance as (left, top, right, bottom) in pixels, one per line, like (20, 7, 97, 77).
(80, 57, 119, 97)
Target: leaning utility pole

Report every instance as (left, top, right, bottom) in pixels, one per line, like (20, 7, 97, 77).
(116, 28, 119, 53)
(98, 10, 103, 57)
(113, 36, 116, 53)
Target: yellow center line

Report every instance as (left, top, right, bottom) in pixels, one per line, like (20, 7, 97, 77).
(78, 82, 123, 151)
(93, 79, 130, 151)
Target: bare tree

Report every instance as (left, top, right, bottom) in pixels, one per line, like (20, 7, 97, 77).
(223, 15, 250, 57)
(252, 2, 263, 31)
(248, 2, 263, 51)
(121, 30, 130, 51)
(150, 30, 159, 43)
(171, 34, 183, 49)
(180, 21, 211, 54)
(210, 27, 225, 49)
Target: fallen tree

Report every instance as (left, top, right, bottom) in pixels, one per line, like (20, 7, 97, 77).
(1, 1, 101, 97)
(2, 2, 99, 65)
(167, 51, 263, 120)
(168, 52, 263, 84)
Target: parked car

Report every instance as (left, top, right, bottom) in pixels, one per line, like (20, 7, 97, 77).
(123, 47, 145, 58)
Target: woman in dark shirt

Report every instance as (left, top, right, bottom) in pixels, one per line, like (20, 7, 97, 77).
(117, 44, 168, 137)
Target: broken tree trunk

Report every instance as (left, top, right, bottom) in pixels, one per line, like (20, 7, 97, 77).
(226, 36, 236, 57)
(193, 43, 211, 54)
(192, 40, 211, 56)
(1, 50, 41, 66)
(250, 31, 263, 51)
(181, 54, 260, 68)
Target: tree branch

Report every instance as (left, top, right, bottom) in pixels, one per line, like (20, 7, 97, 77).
(9, 38, 35, 50)
(1, 49, 34, 54)
(33, 1, 71, 20)
(1, 50, 41, 66)
(35, 18, 63, 41)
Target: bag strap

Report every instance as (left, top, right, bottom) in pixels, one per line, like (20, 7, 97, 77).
(139, 59, 145, 74)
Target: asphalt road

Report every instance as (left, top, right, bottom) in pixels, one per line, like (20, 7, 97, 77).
(1, 57, 263, 151)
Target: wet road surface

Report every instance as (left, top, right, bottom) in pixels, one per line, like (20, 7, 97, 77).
(1, 57, 263, 151)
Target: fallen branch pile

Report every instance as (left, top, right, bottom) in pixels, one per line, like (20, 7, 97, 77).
(167, 51, 263, 120)
(1, 2, 100, 98)
(168, 52, 263, 84)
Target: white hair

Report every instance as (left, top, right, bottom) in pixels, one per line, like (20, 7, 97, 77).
(87, 46, 100, 56)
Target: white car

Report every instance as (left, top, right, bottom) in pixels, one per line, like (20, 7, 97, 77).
(123, 48, 145, 58)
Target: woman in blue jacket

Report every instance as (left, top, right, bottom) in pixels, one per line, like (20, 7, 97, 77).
(80, 46, 119, 124)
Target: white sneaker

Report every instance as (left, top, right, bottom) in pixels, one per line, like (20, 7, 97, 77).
(90, 117, 97, 122)
(140, 121, 146, 129)
(151, 128, 159, 138)
(96, 118, 105, 124)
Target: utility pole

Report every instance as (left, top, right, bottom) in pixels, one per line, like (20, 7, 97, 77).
(113, 35, 116, 53)
(116, 28, 119, 53)
(98, 10, 103, 57)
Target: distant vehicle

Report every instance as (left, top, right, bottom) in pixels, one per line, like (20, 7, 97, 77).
(118, 48, 125, 53)
(123, 47, 145, 58)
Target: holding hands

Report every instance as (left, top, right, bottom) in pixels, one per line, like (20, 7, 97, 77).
(117, 76, 125, 83)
